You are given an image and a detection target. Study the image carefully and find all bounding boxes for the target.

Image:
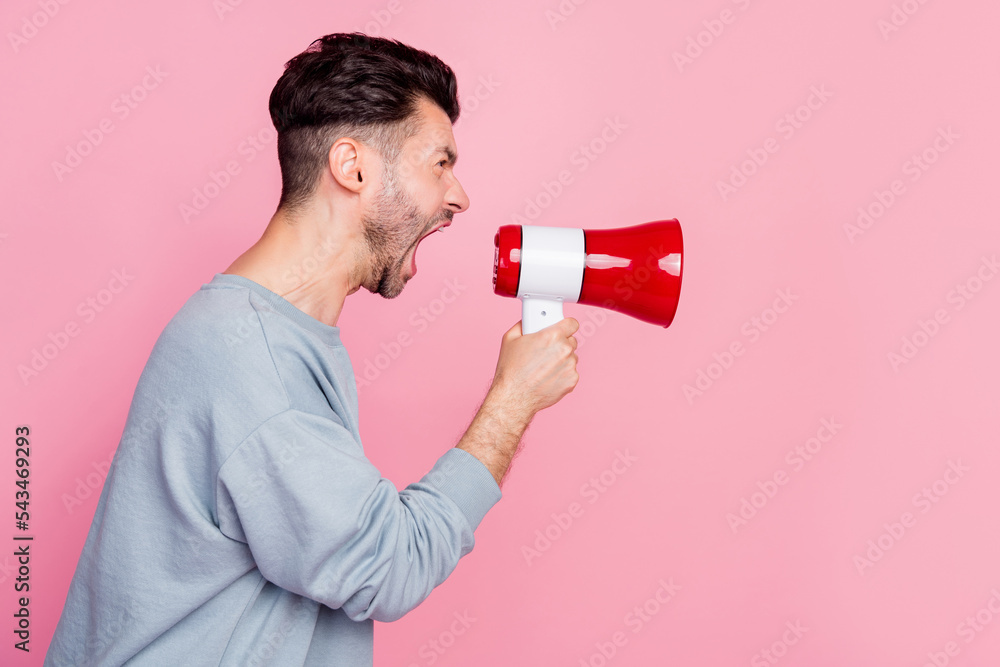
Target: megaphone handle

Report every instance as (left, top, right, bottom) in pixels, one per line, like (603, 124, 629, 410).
(521, 297, 564, 334)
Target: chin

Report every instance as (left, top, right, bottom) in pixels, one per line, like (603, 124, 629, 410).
(366, 256, 411, 300)
(375, 275, 407, 300)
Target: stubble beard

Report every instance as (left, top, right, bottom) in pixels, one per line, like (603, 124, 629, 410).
(361, 160, 447, 299)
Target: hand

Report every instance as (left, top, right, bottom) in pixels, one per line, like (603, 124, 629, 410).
(488, 318, 580, 418)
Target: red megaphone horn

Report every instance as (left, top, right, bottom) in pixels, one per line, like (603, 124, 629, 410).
(493, 219, 684, 334)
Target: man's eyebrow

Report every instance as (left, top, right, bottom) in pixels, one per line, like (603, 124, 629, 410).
(434, 146, 458, 166)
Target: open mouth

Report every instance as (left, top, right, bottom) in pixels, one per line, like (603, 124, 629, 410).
(410, 220, 452, 276)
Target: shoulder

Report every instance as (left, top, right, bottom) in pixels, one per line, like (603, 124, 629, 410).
(153, 280, 267, 363)
(135, 279, 287, 404)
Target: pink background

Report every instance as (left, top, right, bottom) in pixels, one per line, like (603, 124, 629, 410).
(4, 0, 1000, 665)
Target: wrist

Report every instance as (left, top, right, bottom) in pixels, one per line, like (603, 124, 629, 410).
(483, 383, 535, 428)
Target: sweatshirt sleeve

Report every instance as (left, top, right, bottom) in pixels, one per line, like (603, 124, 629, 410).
(215, 408, 502, 622)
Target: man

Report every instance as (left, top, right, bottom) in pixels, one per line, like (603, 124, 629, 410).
(46, 32, 579, 666)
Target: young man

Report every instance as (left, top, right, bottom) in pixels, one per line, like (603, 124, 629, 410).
(46, 33, 579, 666)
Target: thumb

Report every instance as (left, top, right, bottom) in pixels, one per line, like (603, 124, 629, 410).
(504, 320, 523, 340)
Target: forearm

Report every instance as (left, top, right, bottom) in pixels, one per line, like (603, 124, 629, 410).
(455, 387, 534, 488)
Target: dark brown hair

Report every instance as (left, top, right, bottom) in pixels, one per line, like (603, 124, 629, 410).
(268, 32, 460, 213)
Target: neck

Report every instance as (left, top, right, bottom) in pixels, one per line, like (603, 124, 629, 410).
(223, 201, 364, 328)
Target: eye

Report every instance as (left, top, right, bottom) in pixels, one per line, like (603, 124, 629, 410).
(436, 160, 447, 168)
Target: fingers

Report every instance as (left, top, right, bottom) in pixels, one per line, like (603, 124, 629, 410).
(546, 317, 579, 346)
(504, 320, 523, 341)
(557, 317, 580, 336)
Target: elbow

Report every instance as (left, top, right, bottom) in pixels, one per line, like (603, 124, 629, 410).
(369, 605, 411, 623)
(343, 598, 414, 623)
(343, 579, 433, 623)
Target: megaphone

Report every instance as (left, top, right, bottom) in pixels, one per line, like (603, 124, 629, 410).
(493, 219, 684, 334)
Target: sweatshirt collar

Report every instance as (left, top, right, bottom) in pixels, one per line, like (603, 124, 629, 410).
(208, 273, 344, 348)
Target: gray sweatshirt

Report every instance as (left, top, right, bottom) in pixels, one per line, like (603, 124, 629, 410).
(45, 273, 502, 666)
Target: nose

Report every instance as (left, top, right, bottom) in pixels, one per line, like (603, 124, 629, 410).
(446, 175, 470, 214)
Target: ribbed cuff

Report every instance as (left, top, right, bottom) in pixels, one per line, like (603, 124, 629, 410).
(422, 448, 502, 531)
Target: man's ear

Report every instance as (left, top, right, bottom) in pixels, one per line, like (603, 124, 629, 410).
(328, 138, 365, 193)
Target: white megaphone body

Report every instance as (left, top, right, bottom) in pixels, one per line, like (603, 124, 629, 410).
(493, 219, 684, 334)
